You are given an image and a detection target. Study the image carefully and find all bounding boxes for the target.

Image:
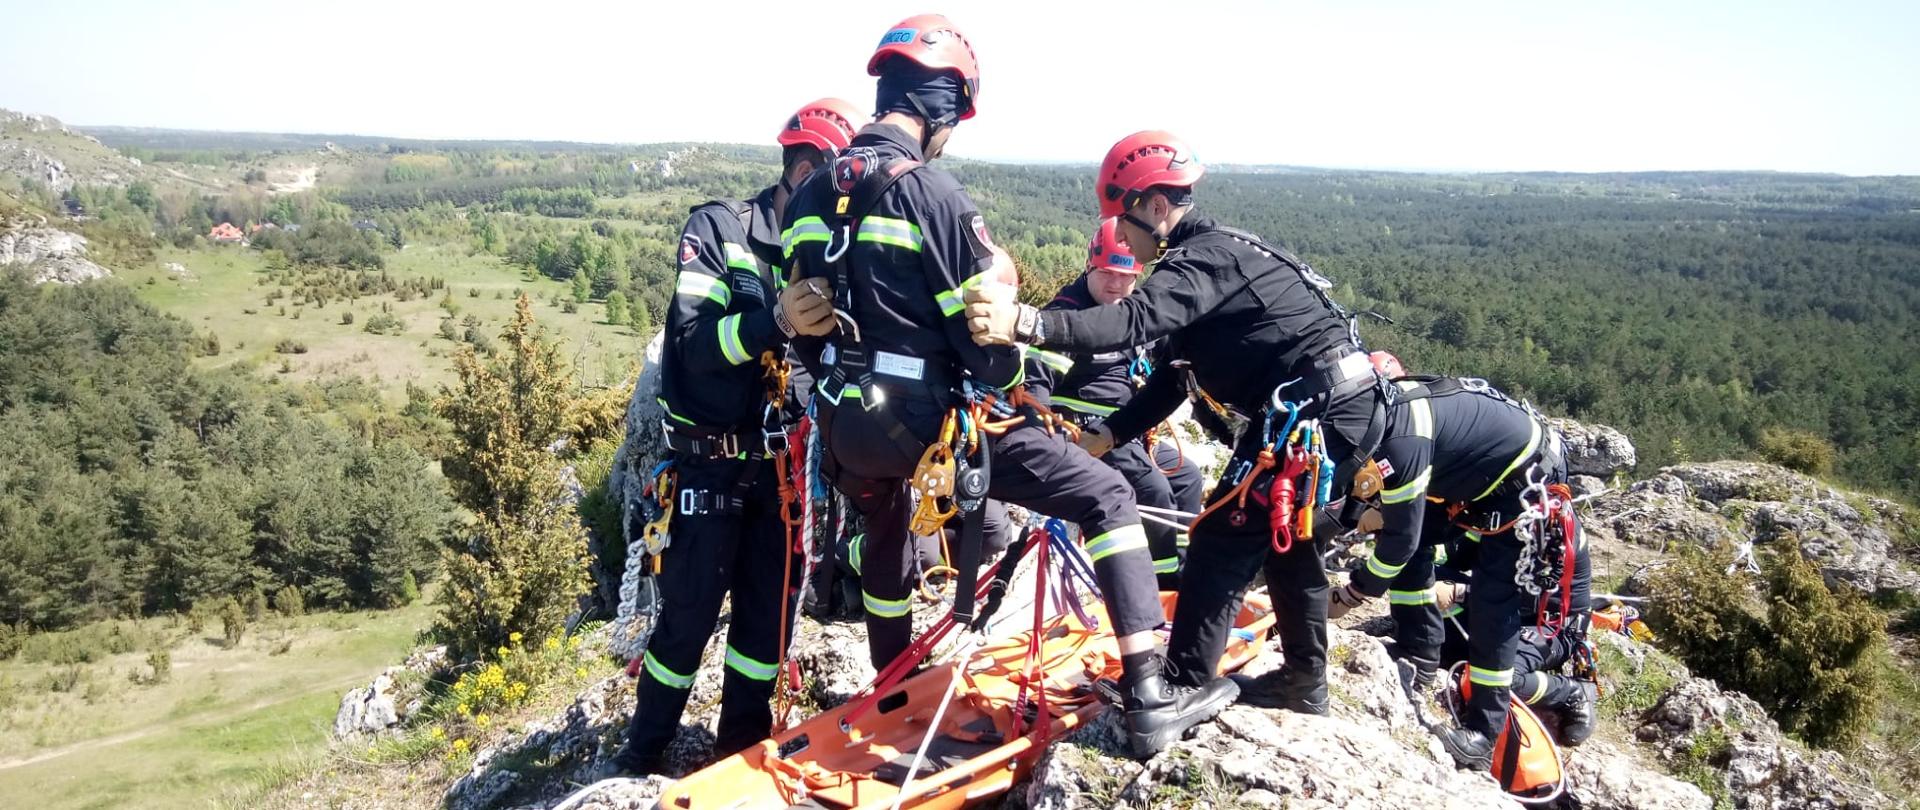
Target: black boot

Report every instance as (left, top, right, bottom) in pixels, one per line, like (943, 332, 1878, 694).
(1229, 665, 1328, 715)
(1118, 658, 1240, 760)
(1439, 726, 1494, 771)
(1548, 678, 1598, 747)
(1401, 655, 1439, 693)
(594, 746, 665, 780)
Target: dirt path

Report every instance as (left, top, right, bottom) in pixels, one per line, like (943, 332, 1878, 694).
(0, 671, 365, 772)
(270, 165, 318, 194)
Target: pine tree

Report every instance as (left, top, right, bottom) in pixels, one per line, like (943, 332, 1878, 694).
(604, 291, 629, 327)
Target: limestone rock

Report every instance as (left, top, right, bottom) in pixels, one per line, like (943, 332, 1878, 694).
(1563, 740, 1712, 810)
(0, 227, 110, 284)
(1550, 417, 1639, 477)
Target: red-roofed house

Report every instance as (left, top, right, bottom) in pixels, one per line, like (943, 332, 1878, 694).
(209, 222, 245, 243)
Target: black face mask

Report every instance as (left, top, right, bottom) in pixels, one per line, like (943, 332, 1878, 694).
(875, 62, 968, 130)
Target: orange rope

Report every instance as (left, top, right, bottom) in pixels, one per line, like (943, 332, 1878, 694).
(1148, 424, 1186, 474)
(1188, 446, 1277, 533)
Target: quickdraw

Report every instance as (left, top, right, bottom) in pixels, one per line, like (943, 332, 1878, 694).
(1189, 382, 1328, 557)
(1507, 466, 1580, 640)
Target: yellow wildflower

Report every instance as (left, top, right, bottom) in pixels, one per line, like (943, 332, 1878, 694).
(544, 636, 561, 652)
(509, 632, 524, 644)
(476, 713, 491, 729)
(430, 727, 446, 740)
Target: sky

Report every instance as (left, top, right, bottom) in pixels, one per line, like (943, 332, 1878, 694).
(2, 0, 1915, 175)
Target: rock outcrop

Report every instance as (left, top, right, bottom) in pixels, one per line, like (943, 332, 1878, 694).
(1589, 461, 1918, 595)
(0, 226, 110, 283)
(1635, 675, 1889, 809)
(1551, 417, 1640, 478)
(332, 645, 449, 739)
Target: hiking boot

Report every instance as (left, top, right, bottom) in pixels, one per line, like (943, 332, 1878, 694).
(1554, 680, 1598, 747)
(1439, 726, 1494, 771)
(1117, 662, 1240, 759)
(594, 747, 664, 780)
(1229, 666, 1328, 715)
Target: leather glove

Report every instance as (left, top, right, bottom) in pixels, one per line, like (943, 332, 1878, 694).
(1434, 581, 1468, 613)
(1355, 508, 1384, 535)
(776, 277, 835, 337)
(1327, 582, 1373, 620)
(1076, 424, 1115, 458)
(962, 282, 1032, 346)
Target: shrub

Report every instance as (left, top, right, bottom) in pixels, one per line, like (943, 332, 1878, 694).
(1757, 428, 1836, 476)
(340, 311, 355, 325)
(220, 597, 248, 649)
(245, 588, 270, 622)
(1645, 538, 1885, 748)
(145, 649, 171, 684)
(273, 585, 306, 617)
(274, 338, 308, 354)
(439, 317, 460, 341)
(364, 312, 406, 336)
(0, 622, 22, 661)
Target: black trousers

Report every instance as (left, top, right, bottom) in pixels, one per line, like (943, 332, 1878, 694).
(1438, 516, 1591, 724)
(822, 398, 1164, 671)
(1166, 387, 1380, 687)
(621, 453, 798, 761)
(1106, 438, 1199, 589)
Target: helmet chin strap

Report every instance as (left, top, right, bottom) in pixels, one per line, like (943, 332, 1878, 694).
(1121, 209, 1167, 252)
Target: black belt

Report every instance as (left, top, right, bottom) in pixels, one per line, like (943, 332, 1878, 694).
(661, 422, 757, 460)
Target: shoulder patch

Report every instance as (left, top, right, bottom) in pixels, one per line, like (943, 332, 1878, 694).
(678, 234, 702, 265)
(962, 212, 994, 259)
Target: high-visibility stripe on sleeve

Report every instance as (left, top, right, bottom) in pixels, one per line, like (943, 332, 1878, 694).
(1388, 588, 1438, 606)
(717, 313, 752, 365)
(1474, 418, 1542, 501)
(723, 242, 756, 271)
(1469, 666, 1513, 688)
(782, 217, 830, 259)
(724, 645, 778, 681)
(1380, 467, 1432, 504)
(936, 268, 998, 316)
(863, 590, 911, 618)
(1025, 347, 1074, 374)
(1522, 673, 1550, 704)
(856, 216, 923, 252)
(643, 651, 695, 689)
(675, 270, 731, 306)
(1366, 553, 1407, 579)
(848, 533, 865, 576)
(1050, 396, 1118, 417)
(1084, 525, 1149, 563)
(1153, 556, 1182, 574)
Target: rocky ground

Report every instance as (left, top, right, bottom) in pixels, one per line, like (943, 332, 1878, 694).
(0, 220, 112, 284)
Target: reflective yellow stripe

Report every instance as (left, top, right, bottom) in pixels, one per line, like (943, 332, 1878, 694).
(644, 651, 695, 689)
(1465, 530, 1482, 543)
(1524, 674, 1550, 704)
(723, 242, 756, 271)
(1388, 588, 1437, 606)
(1474, 419, 1542, 501)
(1469, 666, 1513, 687)
(857, 216, 923, 251)
(1410, 398, 1434, 440)
(657, 398, 695, 426)
(1084, 525, 1149, 563)
(936, 268, 998, 316)
(675, 270, 730, 306)
(1025, 346, 1074, 374)
(1153, 556, 1181, 574)
(717, 313, 751, 365)
(724, 645, 778, 681)
(1445, 603, 1464, 618)
(1050, 396, 1117, 417)
(848, 534, 865, 576)
(1366, 553, 1407, 579)
(863, 591, 911, 618)
(782, 217, 830, 258)
(1380, 467, 1431, 505)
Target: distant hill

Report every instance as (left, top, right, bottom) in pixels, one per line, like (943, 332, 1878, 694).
(0, 109, 148, 192)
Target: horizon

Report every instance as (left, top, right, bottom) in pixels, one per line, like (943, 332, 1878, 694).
(4, 0, 1917, 175)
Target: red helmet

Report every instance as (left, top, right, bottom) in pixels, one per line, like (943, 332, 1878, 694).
(777, 98, 862, 156)
(1086, 218, 1141, 275)
(1098, 131, 1205, 218)
(867, 14, 980, 121)
(1369, 351, 1406, 379)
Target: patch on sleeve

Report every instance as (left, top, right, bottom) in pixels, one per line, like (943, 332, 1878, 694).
(961, 212, 994, 260)
(678, 234, 702, 265)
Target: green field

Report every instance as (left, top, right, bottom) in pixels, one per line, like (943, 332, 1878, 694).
(0, 599, 436, 810)
(121, 239, 647, 399)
